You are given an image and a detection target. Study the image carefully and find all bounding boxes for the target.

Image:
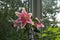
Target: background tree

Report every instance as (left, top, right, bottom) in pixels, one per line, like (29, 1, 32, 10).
(42, 0, 60, 27)
(0, 0, 29, 40)
(39, 0, 60, 40)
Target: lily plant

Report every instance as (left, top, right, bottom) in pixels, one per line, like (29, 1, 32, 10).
(13, 8, 43, 32)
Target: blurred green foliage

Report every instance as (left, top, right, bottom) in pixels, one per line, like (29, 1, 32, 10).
(35, 26, 60, 40)
(0, 0, 29, 40)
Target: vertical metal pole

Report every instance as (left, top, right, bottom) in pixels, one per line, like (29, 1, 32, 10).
(32, 0, 37, 17)
(32, 0, 42, 19)
(37, 0, 42, 19)
(0, 3, 1, 11)
(29, 0, 42, 40)
(32, 0, 42, 40)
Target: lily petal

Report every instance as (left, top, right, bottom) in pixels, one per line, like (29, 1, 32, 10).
(15, 12, 21, 17)
(15, 18, 22, 23)
(28, 13, 32, 17)
(35, 17, 40, 22)
(22, 8, 27, 14)
(27, 19, 32, 24)
(35, 22, 43, 28)
(21, 21, 26, 28)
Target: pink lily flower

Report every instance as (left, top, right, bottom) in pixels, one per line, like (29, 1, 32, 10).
(34, 22, 43, 28)
(34, 17, 43, 28)
(14, 8, 32, 28)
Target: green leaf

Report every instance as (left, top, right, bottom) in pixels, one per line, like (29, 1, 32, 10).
(47, 27, 52, 31)
(55, 37, 60, 40)
(51, 27, 59, 33)
(42, 33, 48, 37)
(47, 27, 59, 33)
(56, 32, 60, 34)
